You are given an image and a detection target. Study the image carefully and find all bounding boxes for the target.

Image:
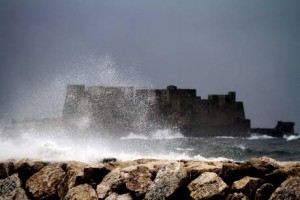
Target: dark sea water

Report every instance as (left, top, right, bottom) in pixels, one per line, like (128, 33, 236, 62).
(1, 128, 299, 162)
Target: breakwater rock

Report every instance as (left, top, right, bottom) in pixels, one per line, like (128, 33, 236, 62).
(0, 157, 299, 200)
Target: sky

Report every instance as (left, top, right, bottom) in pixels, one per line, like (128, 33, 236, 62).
(0, 0, 299, 131)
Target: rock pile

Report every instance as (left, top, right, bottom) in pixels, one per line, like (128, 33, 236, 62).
(0, 157, 299, 200)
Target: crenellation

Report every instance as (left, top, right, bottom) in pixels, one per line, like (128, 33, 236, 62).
(62, 85, 252, 137)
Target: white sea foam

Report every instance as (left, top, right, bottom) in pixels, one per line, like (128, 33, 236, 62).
(120, 129, 185, 140)
(215, 136, 236, 139)
(284, 134, 300, 141)
(247, 134, 274, 140)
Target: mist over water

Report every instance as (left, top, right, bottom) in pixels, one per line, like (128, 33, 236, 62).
(1, 55, 299, 163)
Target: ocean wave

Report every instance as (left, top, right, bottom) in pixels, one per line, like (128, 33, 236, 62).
(247, 134, 275, 140)
(120, 129, 185, 140)
(176, 147, 194, 152)
(215, 136, 236, 139)
(284, 134, 300, 141)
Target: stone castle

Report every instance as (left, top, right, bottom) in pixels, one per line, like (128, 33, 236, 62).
(63, 85, 251, 136)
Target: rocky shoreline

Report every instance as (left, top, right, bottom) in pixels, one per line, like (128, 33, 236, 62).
(0, 157, 299, 200)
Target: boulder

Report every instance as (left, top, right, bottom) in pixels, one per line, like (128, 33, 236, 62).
(188, 172, 228, 200)
(145, 162, 187, 200)
(226, 192, 249, 200)
(269, 176, 300, 200)
(232, 176, 263, 198)
(121, 165, 152, 195)
(265, 163, 300, 186)
(96, 168, 124, 199)
(184, 161, 223, 178)
(65, 184, 98, 200)
(26, 164, 66, 199)
(83, 164, 111, 187)
(0, 173, 29, 200)
(14, 159, 49, 182)
(58, 161, 87, 199)
(254, 183, 275, 200)
(0, 161, 15, 179)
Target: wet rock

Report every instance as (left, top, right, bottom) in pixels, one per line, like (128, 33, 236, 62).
(121, 165, 152, 196)
(96, 168, 124, 199)
(65, 184, 98, 200)
(232, 176, 263, 198)
(145, 162, 187, 200)
(0, 173, 29, 200)
(226, 192, 249, 200)
(254, 183, 275, 200)
(188, 172, 228, 200)
(269, 176, 300, 200)
(14, 159, 49, 182)
(26, 164, 66, 199)
(105, 192, 134, 200)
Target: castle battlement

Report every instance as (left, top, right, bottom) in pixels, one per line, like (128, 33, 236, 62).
(62, 85, 251, 137)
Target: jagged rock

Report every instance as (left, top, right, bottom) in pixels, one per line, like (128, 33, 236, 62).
(269, 176, 300, 200)
(265, 163, 300, 186)
(188, 172, 228, 200)
(226, 192, 249, 200)
(254, 183, 275, 200)
(0, 161, 14, 179)
(58, 161, 87, 199)
(105, 192, 134, 200)
(0, 173, 29, 200)
(221, 157, 279, 185)
(14, 159, 49, 182)
(105, 192, 118, 200)
(141, 160, 172, 174)
(232, 176, 263, 198)
(96, 168, 124, 199)
(26, 164, 66, 199)
(145, 162, 187, 200)
(65, 184, 98, 200)
(83, 164, 111, 187)
(121, 165, 152, 195)
(184, 160, 223, 178)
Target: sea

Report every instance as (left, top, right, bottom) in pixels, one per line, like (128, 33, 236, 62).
(0, 127, 299, 163)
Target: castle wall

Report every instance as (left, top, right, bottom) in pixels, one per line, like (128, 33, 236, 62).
(62, 85, 251, 136)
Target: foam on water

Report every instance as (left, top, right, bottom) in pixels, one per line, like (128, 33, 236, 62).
(120, 129, 185, 140)
(284, 134, 300, 141)
(247, 134, 274, 140)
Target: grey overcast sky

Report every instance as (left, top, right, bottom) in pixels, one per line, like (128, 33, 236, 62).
(0, 0, 299, 131)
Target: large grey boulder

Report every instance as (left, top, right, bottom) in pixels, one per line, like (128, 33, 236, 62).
(145, 162, 187, 200)
(0, 173, 29, 200)
(26, 164, 66, 199)
(65, 184, 98, 200)
(188, 172, 228, 200)
(269, 176, 300, 200)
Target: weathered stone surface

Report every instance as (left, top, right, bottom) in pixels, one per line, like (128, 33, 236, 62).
(65, 184, 98, 200)
(121, 165, 152, 195)
(58, 161, 87, 199)
(14, 159, 49, 182)
(265, 163, 300, 186)
(188, 172, 228, 200)
(145, 162, 187, 200)
(254, 183, 275, 200)
(184, 160, 223, 178)
(0, 161, 15, 179)
(232, 176, 263, 198)
(226, 192, 249, 200)
(83, 164, 110, 187)
(96, 168, 124, 199)
(26, 164, 66, 199)
(269, 176, 300, 200)
(0, 173, 29, 200)
(104, 192, 134, 200)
